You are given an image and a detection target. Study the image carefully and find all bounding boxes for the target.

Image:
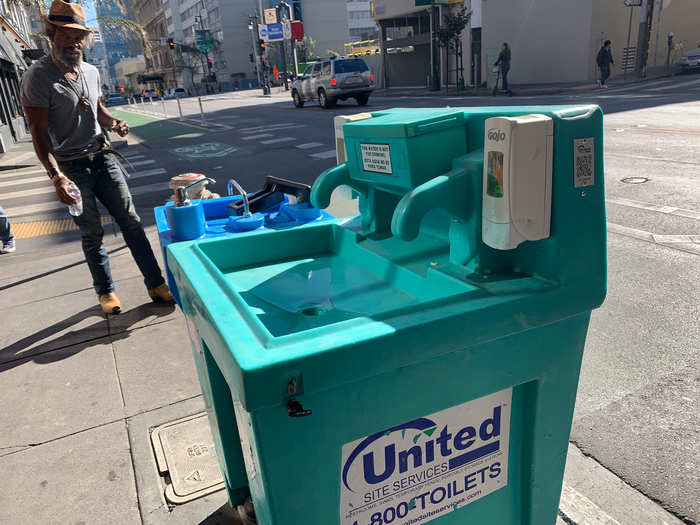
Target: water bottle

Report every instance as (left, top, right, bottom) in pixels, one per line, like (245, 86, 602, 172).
(66, 181, 83, 216)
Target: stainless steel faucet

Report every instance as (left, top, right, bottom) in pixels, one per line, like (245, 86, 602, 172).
(175, 177, 216, 207)
(227, 179, 250, 216)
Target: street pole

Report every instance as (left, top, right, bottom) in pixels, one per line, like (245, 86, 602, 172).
(249, 15, 262, 88)
(429, 0, 440, 91)
(278, 2, 292, 90)
(625, 6, 634, 80)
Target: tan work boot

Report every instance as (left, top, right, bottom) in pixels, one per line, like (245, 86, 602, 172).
(147, 283, 175, 304)
(98, 292, 122, 314)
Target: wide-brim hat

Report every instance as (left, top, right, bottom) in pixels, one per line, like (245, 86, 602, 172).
(42, 0, 89, 32)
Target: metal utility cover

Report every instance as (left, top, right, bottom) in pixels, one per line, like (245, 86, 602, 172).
(150, 412, 225, 504)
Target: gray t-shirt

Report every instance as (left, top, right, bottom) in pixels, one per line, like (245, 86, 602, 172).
(20, 57, 103, 162)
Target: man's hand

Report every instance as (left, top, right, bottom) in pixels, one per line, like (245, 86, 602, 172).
(52, 175, 77, 205)
(111, 119, 129, 137)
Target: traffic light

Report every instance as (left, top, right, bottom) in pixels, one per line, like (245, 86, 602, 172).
(249, 53, 254, 63)
(210, 71, 217, 82)
(258, 39, 265, 52)
(168, 38, 174, 49)
(207, 58, 213, 70)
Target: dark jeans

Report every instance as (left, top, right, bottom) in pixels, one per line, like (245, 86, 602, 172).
(501, 66, 510, 91)
(0, 203, 13, 243)
(59, 152, 165, 295)
(600, 65, 611, 85)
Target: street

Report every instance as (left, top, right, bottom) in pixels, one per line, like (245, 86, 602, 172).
(1, 75, 699, 524)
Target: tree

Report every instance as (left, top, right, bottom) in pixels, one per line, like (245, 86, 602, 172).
(295, 36, 317, 63)
(436, 6, 471, 89)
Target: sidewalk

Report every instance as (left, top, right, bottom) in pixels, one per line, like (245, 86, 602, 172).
(372, 65, 681, 98)
(0, 188, 688, 525)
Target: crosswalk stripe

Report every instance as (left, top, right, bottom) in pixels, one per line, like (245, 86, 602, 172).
(0, 175, 46, 187)
(296, 142, 324, 149)
(2, 185, 54, 199)
(128, 159, 156, 167)
(6, 201, 64, 218)
(129, 181, 170, 196)
(128, 167, 166, 179)
(121, 154, 145, 161)
(649, 77, 700, 91)
(602, 78, 674, 94)
(260, 137, 295, 144)
(239, 123, 300, 133)
(0, 167, 165, 190)
(0, 168, 45, 180)
(0, 151, 37, 165)
(242, 133, 273, 140)
(310, 149, 338, 159)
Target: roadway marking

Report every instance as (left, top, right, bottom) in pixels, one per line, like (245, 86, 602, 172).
(648, 77, 700, 91)
(296, 142, 324, 149)
(2, 185, 54, 199)
(0, 151, 37, 165)
(128, 159, 156, 167)
(608, 222, 700, 255)
(128, 168, 167, 179)
(121, 154, 145, 161)
(559, 483, 621, 525)
(260, 137, 295, 144)
(601, 78, 674, 94)
(129, 181, 170, 196)
(241, 134, 273, 140)
(607, 197, 700, 220)
(239, 123, 300, 133)
(6, 201, 64, 218)
(310, 149, 337, 159)
(0, 175, 46, 187)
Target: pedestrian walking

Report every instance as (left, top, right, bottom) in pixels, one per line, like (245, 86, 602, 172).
(494, 42, 512, 94)
(20, 0, 174, 315)
(0, 203, 15, 254)
(596, 40, 614, 88)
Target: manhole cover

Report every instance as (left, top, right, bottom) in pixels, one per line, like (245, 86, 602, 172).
(150, 412, 225, 504)
(621, 177, 649, 184)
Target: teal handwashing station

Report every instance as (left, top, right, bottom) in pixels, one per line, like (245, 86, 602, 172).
(168, 105, 606, 525)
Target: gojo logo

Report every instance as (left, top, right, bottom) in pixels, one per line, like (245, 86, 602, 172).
(487, 129, 506, 142)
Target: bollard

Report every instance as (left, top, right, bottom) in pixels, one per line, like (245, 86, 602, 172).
(160, 97, 167, 116)
(198, 96, 206, 127)
(176, 97, 184, 121)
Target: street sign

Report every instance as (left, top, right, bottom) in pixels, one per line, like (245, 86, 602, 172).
(266, 23, 284, 42)
(282, 19, 292, 40)
(258, 24, 268, 41)
(624, 0, 642, 5)
(291, 20, 304, 41)
(195, 29, 213, 51)
(264, 8, 277, 24)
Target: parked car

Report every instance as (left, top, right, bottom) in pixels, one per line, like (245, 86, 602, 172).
(679, 45, 700, 72)
(164, 87, 187, 99)
(143, 88, 157, 99)
(105, 92, 124, 106)
(291, 56, 375, 109)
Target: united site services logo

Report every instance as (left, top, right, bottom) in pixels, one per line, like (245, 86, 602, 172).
(342, 406, 503, 493)
(487, 128, 506, 142)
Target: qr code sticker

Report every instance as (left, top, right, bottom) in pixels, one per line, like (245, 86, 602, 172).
(574, 138, 594, 188)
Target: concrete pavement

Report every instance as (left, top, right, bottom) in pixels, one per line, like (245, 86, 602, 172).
(1, 83, 697, 523)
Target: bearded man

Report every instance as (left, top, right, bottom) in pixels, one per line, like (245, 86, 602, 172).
(21, 0, 173, 314)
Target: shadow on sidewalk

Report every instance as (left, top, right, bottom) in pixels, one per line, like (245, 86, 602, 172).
(0, 302, 175, 372)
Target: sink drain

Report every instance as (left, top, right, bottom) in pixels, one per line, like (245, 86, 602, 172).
(301, 306, 326, 316)
(621, 177, 649, 184)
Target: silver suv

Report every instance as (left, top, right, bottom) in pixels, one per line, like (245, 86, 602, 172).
(291, 57, 375, 109)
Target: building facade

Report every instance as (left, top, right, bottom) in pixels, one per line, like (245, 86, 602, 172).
(0, 0, 36, 151)
(95, 0, 132, 88)
(371, 0, 700, 88)
(132, 0, 175, 93)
